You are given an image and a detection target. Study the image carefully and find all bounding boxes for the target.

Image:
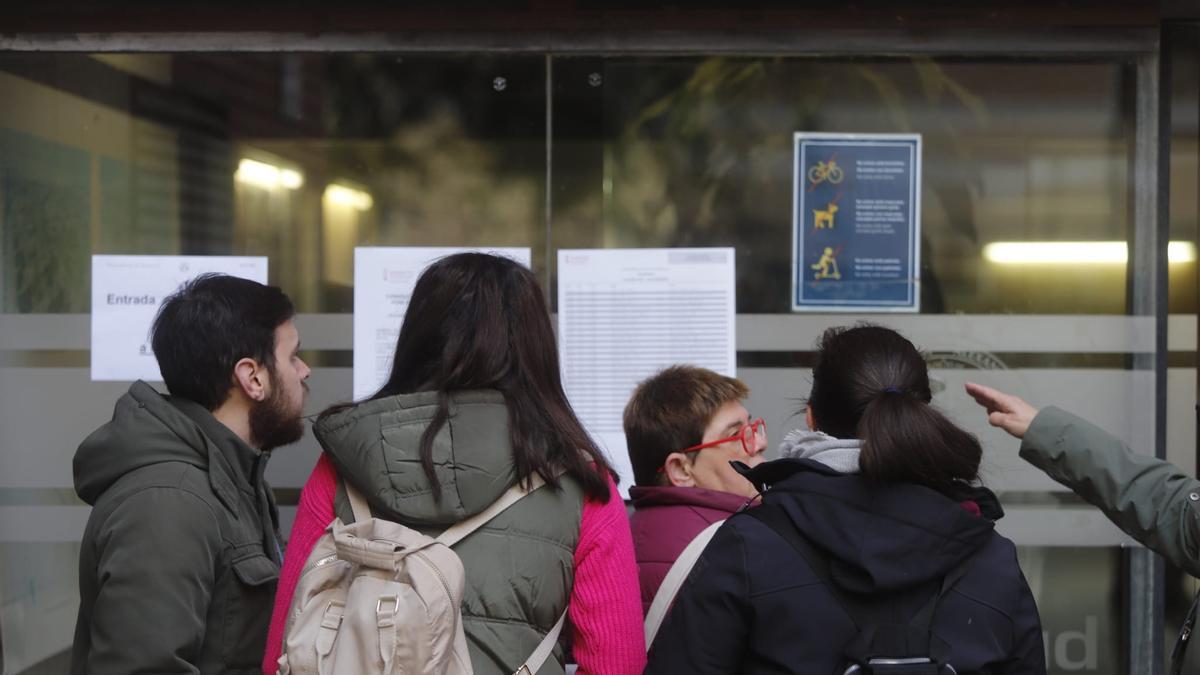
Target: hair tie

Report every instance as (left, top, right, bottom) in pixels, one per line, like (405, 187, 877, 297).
(881, 386, 904, 395)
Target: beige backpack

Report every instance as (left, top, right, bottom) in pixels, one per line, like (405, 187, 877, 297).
(276, 475, 565, 675)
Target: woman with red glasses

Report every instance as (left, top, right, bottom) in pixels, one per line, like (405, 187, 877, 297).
(645, 325, 1045, 675)
(623, 365, 768, 616)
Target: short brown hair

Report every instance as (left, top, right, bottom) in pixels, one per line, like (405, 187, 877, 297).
(624, 365, 750, 486)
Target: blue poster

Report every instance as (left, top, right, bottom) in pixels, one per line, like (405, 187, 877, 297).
(792, 133, 921, 312)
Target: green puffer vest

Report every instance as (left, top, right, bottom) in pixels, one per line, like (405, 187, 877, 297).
(313, 390, 585, 675)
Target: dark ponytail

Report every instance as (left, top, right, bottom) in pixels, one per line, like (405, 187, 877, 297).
(857, 391, 982, 491)
(807, 325, 981, 492)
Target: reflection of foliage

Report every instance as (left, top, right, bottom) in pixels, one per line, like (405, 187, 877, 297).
(603, 56, 992, 311)
(859, 57, 988, 246)
(372, 109, 540, 247)
(1, 169, 90, 313)
(625, 59, 768, 137)
(320, 56, 544, 251)
(912, 59, 989, 124)
(613, 59, 772, 244)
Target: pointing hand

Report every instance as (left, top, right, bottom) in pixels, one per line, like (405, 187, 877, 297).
(964, 382, 1039, 439)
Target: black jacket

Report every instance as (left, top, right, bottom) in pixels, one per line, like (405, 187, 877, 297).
(71, 381, 282, 675)
(645, 458, 1045, 675)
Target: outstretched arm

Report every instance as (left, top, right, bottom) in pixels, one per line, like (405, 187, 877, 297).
(966, 382, 1200, 577)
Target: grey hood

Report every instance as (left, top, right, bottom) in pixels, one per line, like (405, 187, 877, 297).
(313, 389, 517, 527)
(74, 381, 212, 504)
(777, 428, 862, 474)
(74, 381, 259, 516)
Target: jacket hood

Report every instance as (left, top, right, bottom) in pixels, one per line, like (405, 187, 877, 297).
(629, 485, 750, 515)
(740, 458, 1002, 595)
(74, 381, 214, 505)
(313, 389, 519, 527)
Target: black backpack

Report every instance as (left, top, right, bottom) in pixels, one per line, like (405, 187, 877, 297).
(747, 504, 975, 675)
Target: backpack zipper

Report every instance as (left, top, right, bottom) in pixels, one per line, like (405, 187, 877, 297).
(300, 554, 342, 577)
(413, 550, 458, 608)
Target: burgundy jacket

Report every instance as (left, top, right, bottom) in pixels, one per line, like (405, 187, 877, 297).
(629, 485, 750, 614)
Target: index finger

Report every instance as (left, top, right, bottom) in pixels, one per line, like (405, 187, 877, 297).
(964, 381, 1007, 411)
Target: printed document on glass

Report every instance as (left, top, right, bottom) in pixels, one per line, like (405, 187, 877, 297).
(91, 255, 269, 381)
(353, 247, 532, 401)
(558, 248, 737, 493)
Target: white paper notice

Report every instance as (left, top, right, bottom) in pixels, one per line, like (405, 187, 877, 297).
(91, 255, 269, 382)
(557, 248, 737, 493)
(353, 247, 533, 401)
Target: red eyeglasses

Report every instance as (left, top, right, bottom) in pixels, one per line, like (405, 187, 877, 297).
(657, 418, 766, 473)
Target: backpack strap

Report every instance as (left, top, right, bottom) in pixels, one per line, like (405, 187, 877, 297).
(345, 470, 568, 675)
(643, 520, 725, 649)
(345, 481, 374, 523)
(513, 610, 567, 675)
(437, 472, 550, 547)
(443, 473, 567, 674)
(342, 471, 556, 546)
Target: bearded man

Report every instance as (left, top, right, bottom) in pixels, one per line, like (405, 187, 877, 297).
(70, 274, 311, 675)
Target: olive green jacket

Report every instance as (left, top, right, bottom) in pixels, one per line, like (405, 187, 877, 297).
(71, 381, 282, 675)
(314, 389, 585, 675)
(1022, 406, 1200, 576)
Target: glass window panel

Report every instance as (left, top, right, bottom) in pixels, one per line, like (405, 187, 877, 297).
(0, 51, 547, 673)
(551, 56, 1137, 314)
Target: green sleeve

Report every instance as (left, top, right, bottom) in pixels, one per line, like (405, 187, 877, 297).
(1021, 406, 1200, 576)
(84, 487, 220, 675)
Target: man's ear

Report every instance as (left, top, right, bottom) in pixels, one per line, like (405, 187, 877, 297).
(662, 452, 696, 488)
(232, 357, 268, 402)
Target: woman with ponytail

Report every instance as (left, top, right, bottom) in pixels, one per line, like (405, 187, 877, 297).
(646, 325, 1045, 675)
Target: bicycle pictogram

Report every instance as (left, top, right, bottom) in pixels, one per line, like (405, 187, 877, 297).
(807, 159, 844, 186)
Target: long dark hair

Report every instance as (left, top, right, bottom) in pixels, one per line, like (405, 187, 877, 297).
(352, 252, 613, 502)
(807, 325, 981, 492)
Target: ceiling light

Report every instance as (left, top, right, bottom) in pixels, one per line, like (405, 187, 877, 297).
(982, 241, 1196, 265)
(235, 158, 303, 190)
(324, 184, 374, 211)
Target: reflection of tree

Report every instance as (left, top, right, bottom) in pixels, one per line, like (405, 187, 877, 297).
(370, 110, 541, 248)
(2, 175, 89, 313)
(603, 56, 989, 313)
(319, 56, 545, 274)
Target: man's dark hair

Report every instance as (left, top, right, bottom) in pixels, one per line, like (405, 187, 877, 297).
(151, 273, 295, 411)
(624, 366, 749, 487)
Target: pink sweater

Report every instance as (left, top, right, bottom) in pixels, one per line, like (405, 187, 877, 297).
(263, 454, 646, 675)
